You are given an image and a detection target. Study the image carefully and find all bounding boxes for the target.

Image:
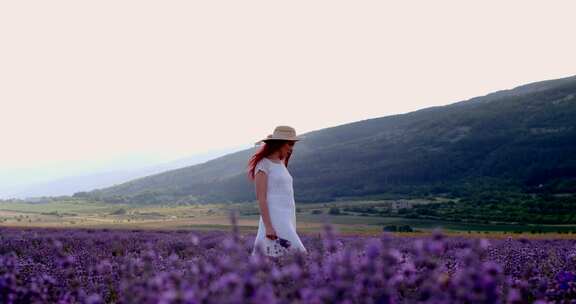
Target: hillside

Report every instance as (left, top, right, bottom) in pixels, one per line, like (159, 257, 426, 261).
(83, 75, 576, 205)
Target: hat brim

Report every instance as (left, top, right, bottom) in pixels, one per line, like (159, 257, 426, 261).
(254, 137, 301, 146)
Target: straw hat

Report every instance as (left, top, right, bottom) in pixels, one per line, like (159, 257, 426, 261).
(254, 125, 302, 146)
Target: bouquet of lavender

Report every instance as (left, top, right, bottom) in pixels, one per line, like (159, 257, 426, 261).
(277, 237, 291, 248)
(265, 237, 292, 256)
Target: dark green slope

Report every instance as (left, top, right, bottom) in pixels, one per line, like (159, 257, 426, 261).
(84, 75, 576, 204)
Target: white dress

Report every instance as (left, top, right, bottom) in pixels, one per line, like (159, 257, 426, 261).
(251, 157, 307, 257)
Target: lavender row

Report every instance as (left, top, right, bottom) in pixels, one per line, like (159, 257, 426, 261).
(1, 220, 576, 303)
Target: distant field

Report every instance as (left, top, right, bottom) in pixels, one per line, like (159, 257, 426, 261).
(2, 199, 576, 238)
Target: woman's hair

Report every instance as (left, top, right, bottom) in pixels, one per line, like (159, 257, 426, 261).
(247, 140, 293, 181)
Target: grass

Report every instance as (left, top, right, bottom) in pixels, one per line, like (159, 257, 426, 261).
(2, 199, 576, 238)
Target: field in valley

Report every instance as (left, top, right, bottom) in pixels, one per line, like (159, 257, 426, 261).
(3, 198, 576, 239)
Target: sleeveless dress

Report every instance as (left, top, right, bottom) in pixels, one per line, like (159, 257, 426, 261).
(251, 157, 308, 257)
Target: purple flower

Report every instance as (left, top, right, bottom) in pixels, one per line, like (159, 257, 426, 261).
(277, 237, 291, 249)
(556, 271, 576, 290)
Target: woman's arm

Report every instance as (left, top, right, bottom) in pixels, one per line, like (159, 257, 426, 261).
(255, 171, 275, 231)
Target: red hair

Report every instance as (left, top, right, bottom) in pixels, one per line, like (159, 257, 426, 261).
(247, 140, 294, 181)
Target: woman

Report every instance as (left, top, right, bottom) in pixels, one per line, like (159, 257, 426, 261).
(248, 125, 308, 257)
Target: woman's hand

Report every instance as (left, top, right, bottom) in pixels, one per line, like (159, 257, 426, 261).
(265, 225, 278, 240)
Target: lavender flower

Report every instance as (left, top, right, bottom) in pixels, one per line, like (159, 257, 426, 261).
(0, 221, 575, 303)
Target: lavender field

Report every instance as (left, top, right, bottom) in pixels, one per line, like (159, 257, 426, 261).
(2, 214, 576, 304)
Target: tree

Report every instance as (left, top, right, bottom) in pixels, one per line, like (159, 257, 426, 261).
(329, 207, 341, 215)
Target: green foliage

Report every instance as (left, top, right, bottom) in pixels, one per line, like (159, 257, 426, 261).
(383, 225, 414, 232)
(383, 225, 397, 232)
(407, 193, 576, 224)
(329, 207, 341, 215)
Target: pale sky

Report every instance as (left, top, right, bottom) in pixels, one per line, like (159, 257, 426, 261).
(1, 0, 575, 174)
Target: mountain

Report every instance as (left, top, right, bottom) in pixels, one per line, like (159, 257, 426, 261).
(86, 75, 576, 204)
(7, 146, 246, 199)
